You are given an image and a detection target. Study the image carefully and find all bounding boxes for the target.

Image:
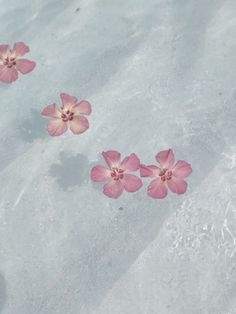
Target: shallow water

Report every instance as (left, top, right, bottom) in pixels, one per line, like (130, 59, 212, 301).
(0, 0, 236, 313)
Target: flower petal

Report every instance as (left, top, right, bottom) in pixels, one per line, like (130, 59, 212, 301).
(60, 93, 77, 110)
(41, 104, 61, 118)
(46, 119, 67, 136)
(16, 59, 36, 74)
(103, 180, 123, 198)
(173, 160, 192, 178)
(120, 153, 140, 172)
(102, 151, 121, 169)
(13, 42, 29, 56)
(140, 164, 160, 177)
(167, 177, 187, 195)
(123, 174, 142, 192)
(147, 178, 168, 199)
(0, 44, 9, 57)
(69, 115, 89, 134)
(90, 165, 110, 182)
(72, 100, 91, 115)
(155, 149, 175, 169)
(0, 66, 18, 83)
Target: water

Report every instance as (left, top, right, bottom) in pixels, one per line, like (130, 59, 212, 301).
(0, 0, 236, 313)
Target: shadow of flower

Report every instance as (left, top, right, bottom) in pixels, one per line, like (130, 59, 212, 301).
(18, 108, 47, 143)
(49, 152, 90, 190)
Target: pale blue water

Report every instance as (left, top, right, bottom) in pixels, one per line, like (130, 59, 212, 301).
(0, 0, 236, 313)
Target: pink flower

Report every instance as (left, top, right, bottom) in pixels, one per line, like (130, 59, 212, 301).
(140, 149, 192, 199)
(41, 93, 91, 136)
(90, 151, 143, 199)
(0, 42, 36, 83)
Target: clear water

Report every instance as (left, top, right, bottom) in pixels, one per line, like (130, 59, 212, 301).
(0, 0, 236, 313)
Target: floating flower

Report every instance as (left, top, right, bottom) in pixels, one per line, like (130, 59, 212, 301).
(41, 93, 91, 136)
(0, 42, 36, 83)
(140, 149, 192, 199)
(91, 151, 142, 198)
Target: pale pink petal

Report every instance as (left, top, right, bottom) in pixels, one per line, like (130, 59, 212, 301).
(72, 100, 91, 115)
(69, 115, 89, 134)
(60, 93, 77, 110)
(0, 67, 18, 83)
(47, 119, 67, 136)
(173, 160, 192, 178)
(120, 153, 140, 172)
(103, 180, 123, 198)
(167, 178, 187, 195)
(147, 178, 168, 199)
(13, 42, 29, 56)
(90, 165, 110, 182)
(16, 59, 36, 74)
(140, 164, 160, 177)
(41, 104, 61, 118)
(102, 151, 121, 169)
(155, 149, 175, 169)
(0, 44, 9, 57)
(123, 174, 142, 192)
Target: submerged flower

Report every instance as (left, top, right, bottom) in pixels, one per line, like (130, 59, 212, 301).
(140, 149, 192, 199)
(41, 93, 91, 136)
(91, 151, 142, 198)
(0, 42, 36, 83)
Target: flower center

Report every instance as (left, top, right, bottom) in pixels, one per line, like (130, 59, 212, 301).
(110, 167, 124, 181)
(3, 56, 16, 68)
(61, 110, 74, 122)
(159, 168, 172, 182)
